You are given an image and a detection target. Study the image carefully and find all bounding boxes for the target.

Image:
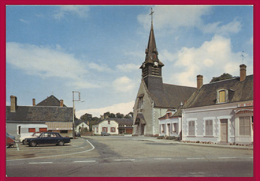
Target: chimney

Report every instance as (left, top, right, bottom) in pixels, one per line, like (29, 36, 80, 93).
(197, 75, 203, 89)
(10, 95, 17, 112)
(60, 99, 64, 107)
(32, 98, 36, 106)
(240, 64, 247, 81)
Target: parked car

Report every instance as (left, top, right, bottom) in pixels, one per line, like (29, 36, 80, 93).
(101, 132, 110, 136)
(21, 132, 41, 145)
(26, 132, 71, 147)
(6, 132, 15, 148)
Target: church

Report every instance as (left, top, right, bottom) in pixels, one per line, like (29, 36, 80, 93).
(132, 10, 196, 136)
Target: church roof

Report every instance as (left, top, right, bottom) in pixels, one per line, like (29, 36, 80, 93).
(148, 83, 196, 108)
(183, 75, 253, 109)
(36, 95, 66, 107)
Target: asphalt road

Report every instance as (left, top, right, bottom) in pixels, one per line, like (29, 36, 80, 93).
(6, 136, 254, 177)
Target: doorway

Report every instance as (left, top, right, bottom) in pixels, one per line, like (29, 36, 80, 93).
(220, 119, 228, 143)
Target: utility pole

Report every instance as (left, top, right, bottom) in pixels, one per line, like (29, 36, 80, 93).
(72, 91, 80, 139)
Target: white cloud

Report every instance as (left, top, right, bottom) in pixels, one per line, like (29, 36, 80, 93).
(138, 6, 241, 36)
(89, 62, 112, 72)
(165, 35, 253, 87)
(76, 101, 135, 118)
(113, 76, 135, 93)
(116, 64, 139, 72)
(19, 19, 29, 24)
(6, 42, 98, 89)
(138, 5, 211, 30)
(202, 19, 242, 35)
(54, 5, 90, 20)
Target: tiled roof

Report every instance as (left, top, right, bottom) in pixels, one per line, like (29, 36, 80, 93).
(6, 106, 73, 123)
(36, 95, 67, 107)
(148, 83, 196, 108)
(184, 75, 253, 109)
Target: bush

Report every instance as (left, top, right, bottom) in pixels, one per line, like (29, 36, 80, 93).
(157, 136, 164, 139)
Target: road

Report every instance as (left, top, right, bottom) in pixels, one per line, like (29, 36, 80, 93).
(6, 136, 253, 177)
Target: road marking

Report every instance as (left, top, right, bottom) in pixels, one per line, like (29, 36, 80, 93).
(187, 157, 205, 160)
(74, 160, 96, 163)
(7, 138, 95, 162)
(29, 162, 53, 164)
(114, 159, 135, 162)
(154, 158, 172, 160)
(218, 157, 237, 159)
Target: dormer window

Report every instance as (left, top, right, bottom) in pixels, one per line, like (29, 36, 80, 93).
(217, 89, 228, 103)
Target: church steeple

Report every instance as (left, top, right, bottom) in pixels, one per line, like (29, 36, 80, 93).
(140, 8, 164, 89)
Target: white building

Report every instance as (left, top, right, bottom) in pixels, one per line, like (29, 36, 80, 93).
(182, 65, 253, 144)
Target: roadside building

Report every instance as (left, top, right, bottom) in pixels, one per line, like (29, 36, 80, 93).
(182, 64, 253, 144)
(6, 95, 73, 138)
(75, 120, 89, 134)
(159, 108, 182, 138)
(92, 118, 133, 135)
(132, 14, 196, 136)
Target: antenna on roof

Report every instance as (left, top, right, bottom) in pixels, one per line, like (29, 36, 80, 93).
(241, 51, 246, 64)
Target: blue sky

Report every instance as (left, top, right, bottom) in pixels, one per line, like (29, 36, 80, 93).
(6, 5, 253, 117)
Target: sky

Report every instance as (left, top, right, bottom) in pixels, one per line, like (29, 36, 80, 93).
(6, 5, 253, 118)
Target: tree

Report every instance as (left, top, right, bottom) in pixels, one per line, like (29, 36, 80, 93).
(116, 113, 124, 118)
(80, 113, 92, 122)
(124, 112, 133, 118)
(210, 73, 233, 83)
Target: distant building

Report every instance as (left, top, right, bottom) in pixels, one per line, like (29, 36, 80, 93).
(133, 15, 196, 136)
(75, 120, 90, 134)
(182, 64, 253, 144)
(92, 118, 133, 135)
(6, 95, 73, 138)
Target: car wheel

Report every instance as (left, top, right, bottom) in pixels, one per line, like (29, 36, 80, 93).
(58, 141, 64, 146)
(30, 141, 37, 147)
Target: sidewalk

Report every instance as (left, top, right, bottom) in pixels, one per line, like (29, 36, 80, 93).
(134, 136, 253, 150)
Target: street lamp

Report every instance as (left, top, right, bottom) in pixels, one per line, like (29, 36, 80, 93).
(72, 91, 81, 138)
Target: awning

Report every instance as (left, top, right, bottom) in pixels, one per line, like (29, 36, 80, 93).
(233, 107, 253, 114)
(45, 122, 73, 130)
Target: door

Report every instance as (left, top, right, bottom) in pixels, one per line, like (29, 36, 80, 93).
(220, 119, 228, 143)
(141, 124, 145, 135)
(167, 124, 170, 136)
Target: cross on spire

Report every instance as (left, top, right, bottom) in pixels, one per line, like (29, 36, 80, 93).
(150, 8, 154, 25)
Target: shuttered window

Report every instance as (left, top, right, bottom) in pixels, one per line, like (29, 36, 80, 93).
(205, 120, 213, 136)
(172, 123, 178, 133)
(219, 90, 226, 103)
(239, 116, 251, 136)
(39, 128, 47, 132)
(28, 128, 35, 133)
(188, 121, 195, 136)
(111, 127, 116, 132)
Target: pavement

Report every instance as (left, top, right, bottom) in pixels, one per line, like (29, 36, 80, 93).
(128, 135, 254, 150)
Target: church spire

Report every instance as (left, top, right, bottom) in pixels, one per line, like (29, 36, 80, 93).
(140, 8, 164, 89)
(143, 8, 164, 67)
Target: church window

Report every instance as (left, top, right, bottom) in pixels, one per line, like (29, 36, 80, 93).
(137, 97, 143, 110)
